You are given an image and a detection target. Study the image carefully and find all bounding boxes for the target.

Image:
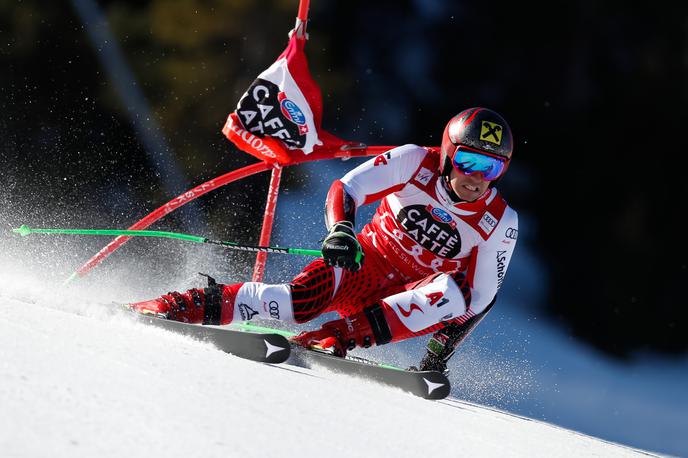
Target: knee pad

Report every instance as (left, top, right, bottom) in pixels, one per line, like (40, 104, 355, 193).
(233, 282, 295, 323)
(382, 273, 468, 333)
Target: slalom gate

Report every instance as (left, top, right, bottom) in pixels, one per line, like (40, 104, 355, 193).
(67, 0, 406, 283)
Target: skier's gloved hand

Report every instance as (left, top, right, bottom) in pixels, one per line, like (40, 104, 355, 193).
(321, 221, 364, 272)
(291, 311, 377, 357)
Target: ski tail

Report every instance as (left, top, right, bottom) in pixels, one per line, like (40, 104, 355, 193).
(231, 322, 451, 399)
(116, 305, 291, 363)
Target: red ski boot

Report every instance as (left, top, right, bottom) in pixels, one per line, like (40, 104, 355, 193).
(128, 275, 241, 325)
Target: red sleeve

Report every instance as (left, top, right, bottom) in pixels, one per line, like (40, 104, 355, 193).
(340, 144, 428, 206)
(324, 179, 357, 229)
(324, 145, 429, 229)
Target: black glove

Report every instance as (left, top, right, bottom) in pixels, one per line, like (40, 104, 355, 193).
(321, 221, 364, 272)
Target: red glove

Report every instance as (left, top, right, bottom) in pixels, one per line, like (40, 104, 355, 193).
(291, 305, 392, 357)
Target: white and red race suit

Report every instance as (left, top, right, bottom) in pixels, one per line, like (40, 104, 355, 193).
(130, 144, 518, 349)
(219, 144, 518, 344)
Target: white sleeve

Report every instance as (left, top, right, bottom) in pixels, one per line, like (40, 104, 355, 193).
(469, 207, 518, 314)
(340, 144, 427, 206)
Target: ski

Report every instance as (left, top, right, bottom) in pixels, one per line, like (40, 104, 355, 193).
(288, 346, 451, 400)
(117, 310, 449, 398)
(119, 308, 291, 364)
(230, 322, 451, 400)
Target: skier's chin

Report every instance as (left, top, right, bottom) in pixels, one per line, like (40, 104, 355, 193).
(456, 185, 484, 202)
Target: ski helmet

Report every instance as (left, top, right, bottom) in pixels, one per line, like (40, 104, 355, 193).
(439, 107, 514, 178)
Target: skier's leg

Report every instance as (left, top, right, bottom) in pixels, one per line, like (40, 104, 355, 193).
(289, 259, 339, 323)
(129, 247, 397, 326)
(127, 275, 240, 325)
(128, 259, 340, 325)
(379, 270, 473, 342)
(232, 255, 390, 324)
(293, 270, 472, 356)
(128, 275, 295, 325)
(417, 297, 495, 372)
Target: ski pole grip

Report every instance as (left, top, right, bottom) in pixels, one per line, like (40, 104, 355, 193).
(289, 248, 323, 257)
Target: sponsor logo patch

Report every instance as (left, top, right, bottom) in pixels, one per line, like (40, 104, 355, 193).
(236, 78, 307, 148)
(505, 227, 518, 240)
(266, 300, 280, 320)
(496, 250, 507, 288)
(396, 302, 424, 318)
(478, 211, 498, 235)
(426, 291, 449, 307)
(374, 151, 391, 166)
(480, 121, 503, 145)
(430, 207, 453, 224)
(397, 205, 461, 258)
(279, 96, 306, 125)
(414, 167, 433, 186)
(238, 303, 259, 321)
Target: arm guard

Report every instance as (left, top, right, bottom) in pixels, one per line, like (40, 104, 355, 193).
(325, 179, 357, 230)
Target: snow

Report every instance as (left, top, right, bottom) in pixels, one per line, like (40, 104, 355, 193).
(0, 272, 658, 458)
(273, 163, 688, 457)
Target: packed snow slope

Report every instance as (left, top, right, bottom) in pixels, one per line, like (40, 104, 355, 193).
(0, 275, 658, 458)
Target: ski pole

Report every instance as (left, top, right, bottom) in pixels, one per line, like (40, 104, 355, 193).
(12, 224, 324, 257)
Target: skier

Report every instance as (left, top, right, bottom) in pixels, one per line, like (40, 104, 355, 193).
(129, 107, 519, 373)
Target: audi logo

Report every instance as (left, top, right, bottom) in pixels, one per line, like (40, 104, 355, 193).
(268, 300, 280, 319)
(505, 228, 518, 240)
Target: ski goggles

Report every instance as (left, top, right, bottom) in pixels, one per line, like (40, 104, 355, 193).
(451, 146, 508, 181)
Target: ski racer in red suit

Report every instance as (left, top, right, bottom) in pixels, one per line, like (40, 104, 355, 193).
(130, 107, 519, 372)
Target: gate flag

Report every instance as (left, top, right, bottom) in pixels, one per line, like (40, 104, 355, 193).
(223, 31, 332, 165)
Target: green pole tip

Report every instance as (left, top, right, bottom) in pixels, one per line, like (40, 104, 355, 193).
(13, 225, 32, 236)
(62, 272, 79, 286)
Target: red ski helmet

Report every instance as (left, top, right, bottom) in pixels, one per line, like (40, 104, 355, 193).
(439, 107, 514, 178)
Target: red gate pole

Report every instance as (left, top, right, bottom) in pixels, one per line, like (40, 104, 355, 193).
(251, 0, 310, 281)
(251, 166, 283, 281)
(297, 0, 310, 23)
(64, 161, 271, 284)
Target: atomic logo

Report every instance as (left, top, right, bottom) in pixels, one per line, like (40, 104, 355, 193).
(264, 339, 288, 358)
(238, 304, 259, 321)
(423, 378, 446, 396)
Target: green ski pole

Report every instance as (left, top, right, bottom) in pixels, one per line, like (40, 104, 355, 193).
(12, 224, 325, 258)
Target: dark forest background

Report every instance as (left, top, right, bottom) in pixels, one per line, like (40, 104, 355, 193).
(1, 0, 686, 358)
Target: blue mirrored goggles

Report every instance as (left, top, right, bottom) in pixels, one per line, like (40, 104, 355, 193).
(451, 147, 508, 181)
